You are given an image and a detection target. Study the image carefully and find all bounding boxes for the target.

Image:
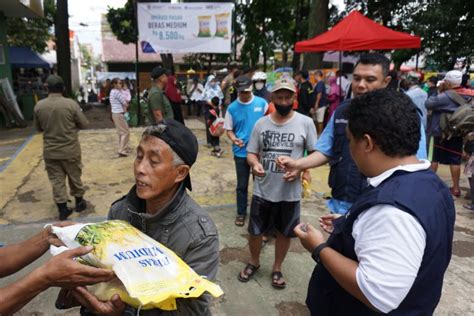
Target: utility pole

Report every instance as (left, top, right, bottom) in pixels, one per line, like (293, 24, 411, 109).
(55, 0, 72, 96)
(134, 0, 141, 125)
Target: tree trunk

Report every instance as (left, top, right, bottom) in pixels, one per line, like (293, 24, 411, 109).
(208, 53, 214, 71)
(160, 54, 174, 71)
(283, 49, 288, 66)
(55, 0, 72, 96)
(291, 0, 303, 70)
(302, 0, 329, 70)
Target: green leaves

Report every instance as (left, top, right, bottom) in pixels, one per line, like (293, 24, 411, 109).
(106, 0, 137, 44)
(342, 0, 473, 70)
(5, 0, 55, 53)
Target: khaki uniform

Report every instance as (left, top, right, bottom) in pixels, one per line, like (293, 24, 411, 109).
(34, 94, 89, 203)
(148, 86, 174, 123)
(221, 73, 234, 106)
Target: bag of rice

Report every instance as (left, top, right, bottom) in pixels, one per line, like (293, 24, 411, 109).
(197, 16, 212, 37)
(214, 13, 230, 38)
(49, 220, 223, 311)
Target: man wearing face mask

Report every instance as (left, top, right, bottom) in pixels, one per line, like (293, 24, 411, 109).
(252, 71, 271, 102)
(224, 76, 268, 227)
(238, 78, 317, 289)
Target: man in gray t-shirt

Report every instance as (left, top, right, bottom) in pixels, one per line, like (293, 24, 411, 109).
(238, 78, 317, 289)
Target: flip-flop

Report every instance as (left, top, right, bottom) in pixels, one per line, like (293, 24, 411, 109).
(238, 263, 260, 282)
(271, 271, 286, 289)
(235, 215, 246, 227)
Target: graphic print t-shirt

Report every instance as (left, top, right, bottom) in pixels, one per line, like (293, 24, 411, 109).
(246, 112, 317, 202)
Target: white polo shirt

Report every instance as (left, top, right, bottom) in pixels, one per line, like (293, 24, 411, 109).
(353, 160, 430, 313)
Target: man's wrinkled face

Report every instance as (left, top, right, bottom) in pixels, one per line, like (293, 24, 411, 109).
(134, 136, 180, 201)
(352, 64, 390, 97)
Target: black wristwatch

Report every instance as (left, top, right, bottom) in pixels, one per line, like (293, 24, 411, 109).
(311, 243, 329, 264)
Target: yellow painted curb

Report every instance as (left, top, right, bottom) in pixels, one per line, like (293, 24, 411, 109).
(0, 134, 43, 210)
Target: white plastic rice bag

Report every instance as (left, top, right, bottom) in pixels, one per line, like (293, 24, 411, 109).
(49, 220, 223, 310)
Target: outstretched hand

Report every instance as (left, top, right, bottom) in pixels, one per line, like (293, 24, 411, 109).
(46, 221, 75, 247)
(319, 214, 342, 234)
(276, 155, 297, 171)
(277, 156, 301, 182)
(40, 246, 114, 289)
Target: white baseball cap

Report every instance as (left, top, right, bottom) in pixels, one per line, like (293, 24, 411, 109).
(444, 70, 463, 87)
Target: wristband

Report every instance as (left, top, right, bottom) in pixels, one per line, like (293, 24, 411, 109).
(311, 242, 329, 264)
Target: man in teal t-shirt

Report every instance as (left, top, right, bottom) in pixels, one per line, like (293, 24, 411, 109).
(224, 75, 268, 226)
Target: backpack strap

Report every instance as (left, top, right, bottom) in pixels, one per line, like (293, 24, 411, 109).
(445, 90, 468, 106)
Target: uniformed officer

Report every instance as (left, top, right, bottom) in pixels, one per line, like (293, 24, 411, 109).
(148, 67, 174, 124)
(34, 75, 89, 220)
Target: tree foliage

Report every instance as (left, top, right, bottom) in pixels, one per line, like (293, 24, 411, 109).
(5, 0, 55, 53)
(80, 44, 93, 68)
(236, 0, 307, 68)
(106, 0, 176, 69)
(342, 0, 474, 70)
(302, 0, 329, 70)
(106, 0, 137, 44)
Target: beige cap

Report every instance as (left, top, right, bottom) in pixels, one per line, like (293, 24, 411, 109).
(271, 78, 296, 93)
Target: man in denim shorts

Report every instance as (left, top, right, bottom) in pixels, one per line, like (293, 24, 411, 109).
(237, 78, 317, 289)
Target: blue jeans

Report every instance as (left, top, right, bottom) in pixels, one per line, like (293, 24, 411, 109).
(234, 156, 251, 217)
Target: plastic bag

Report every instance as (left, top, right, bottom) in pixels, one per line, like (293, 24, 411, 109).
(209, 117, 225, 137)
(49, 220, 223, 311)
(302, 179, 312, 199)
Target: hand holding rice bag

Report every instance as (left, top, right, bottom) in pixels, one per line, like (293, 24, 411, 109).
(50, 220, 223, 311)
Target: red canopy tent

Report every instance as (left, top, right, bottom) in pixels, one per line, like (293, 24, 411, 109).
(295, 11, 421, 52)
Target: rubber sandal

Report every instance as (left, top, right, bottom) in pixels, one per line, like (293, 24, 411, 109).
(462, 204, 473, 211)
(235, 215, 245, 227)
(450, 187, 461, 197)
(238, 263, 260, 282)
(271, 271, 286, 289)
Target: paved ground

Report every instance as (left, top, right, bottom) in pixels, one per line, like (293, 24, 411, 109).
(0, 116, 473, 315)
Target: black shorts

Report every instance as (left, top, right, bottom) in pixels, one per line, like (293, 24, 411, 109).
(248, 195, 300, 238)
(432, 136, 463, 165)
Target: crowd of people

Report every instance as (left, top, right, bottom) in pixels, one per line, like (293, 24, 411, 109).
(2, 51, 472, 315)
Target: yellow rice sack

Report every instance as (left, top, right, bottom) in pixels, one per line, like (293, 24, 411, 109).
(214, 13, 230, 37)
(197, 16, 212, 37)
(50, 220, 223, 311)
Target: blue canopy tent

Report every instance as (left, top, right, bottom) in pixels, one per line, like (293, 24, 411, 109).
(9, 47, 51, 69)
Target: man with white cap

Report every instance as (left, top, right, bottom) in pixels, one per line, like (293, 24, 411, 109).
(426, 70, 474, 197)
(237, 78, 317, 289)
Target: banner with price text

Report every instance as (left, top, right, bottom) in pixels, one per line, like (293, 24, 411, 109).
(137, 2, 234, 54)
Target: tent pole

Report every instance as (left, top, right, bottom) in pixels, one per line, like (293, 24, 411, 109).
(415, 53, 419, 71)
(339, 51, 342, 99)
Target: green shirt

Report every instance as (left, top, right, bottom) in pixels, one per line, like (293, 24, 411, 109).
(148, 86, 174, 123)
(34, 94, 89, 159)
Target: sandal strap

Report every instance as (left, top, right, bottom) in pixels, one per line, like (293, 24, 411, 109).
(272, 271, 283, 279)
(245, 263, 259, 272)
